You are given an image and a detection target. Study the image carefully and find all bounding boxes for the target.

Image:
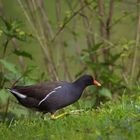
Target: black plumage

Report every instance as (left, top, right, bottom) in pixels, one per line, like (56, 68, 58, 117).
(8, 75, 101, 115)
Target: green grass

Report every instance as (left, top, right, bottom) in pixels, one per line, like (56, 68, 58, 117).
(0, 95, 140, 140)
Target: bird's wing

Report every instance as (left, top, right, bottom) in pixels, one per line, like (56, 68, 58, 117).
(11, 81, 64, 100)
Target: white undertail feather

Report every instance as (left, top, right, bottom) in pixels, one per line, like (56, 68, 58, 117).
(38, 86, 62, 105)
(8, 89, 27, 99)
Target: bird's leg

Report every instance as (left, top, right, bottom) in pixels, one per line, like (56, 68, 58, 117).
(50, 112, 69, 120)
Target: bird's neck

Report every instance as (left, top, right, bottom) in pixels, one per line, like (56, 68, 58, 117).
(73, 79, 88, 92)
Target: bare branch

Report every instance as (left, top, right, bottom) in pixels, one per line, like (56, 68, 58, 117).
(98, 0, 106, 37)
(106, 0, 114, 39)
(51, 0, 94, 42)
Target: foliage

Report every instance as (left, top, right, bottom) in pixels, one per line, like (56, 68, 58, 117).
(0, 17, 33, 57)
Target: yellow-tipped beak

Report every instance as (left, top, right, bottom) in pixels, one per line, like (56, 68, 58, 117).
(93, 80, 101, 87)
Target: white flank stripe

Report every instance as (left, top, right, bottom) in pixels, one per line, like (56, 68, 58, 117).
(54, 86, 62, 90)
(38, 86, 62, 106)
(38, 91, 55, 105)
(10, 90, 27, 99)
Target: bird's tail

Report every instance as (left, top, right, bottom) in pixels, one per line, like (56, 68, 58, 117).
(6, 88, 26, 99)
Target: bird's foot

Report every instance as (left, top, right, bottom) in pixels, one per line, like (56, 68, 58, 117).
(50, 109, 84, 120)
(50, 112, 69, 120)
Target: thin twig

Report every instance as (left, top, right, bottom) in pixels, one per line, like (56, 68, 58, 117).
(3, 97, 10, 123)
(98, 0, 106, 37)
(37, 0, 54, 40)
(106, 0, 114, 39)
(11, 38, 26, 71)
(55, 0, 72, 80)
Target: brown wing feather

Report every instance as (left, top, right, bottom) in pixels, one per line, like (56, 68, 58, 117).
(12, 81, 63, 100)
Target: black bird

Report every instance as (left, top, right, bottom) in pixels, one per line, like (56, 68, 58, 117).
(8, 75, 101, 119)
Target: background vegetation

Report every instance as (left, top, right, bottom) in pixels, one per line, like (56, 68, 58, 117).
(0, 0, 140, 139)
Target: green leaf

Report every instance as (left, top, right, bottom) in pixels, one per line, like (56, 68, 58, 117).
(99, 88, 112, 99)
(0, 16, 12, 30)
(110, 52, 122, 63)
(92, 43, 103, 52)
(13, 50, 33, 60)
(0, 59, 19, 74)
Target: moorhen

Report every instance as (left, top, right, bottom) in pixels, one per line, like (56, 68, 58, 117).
(8, 75, 101, 119)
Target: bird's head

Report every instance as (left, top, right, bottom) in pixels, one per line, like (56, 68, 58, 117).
(79, 75, 101, 87)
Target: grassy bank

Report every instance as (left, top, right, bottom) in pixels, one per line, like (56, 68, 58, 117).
(0, 95, 140, 140)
